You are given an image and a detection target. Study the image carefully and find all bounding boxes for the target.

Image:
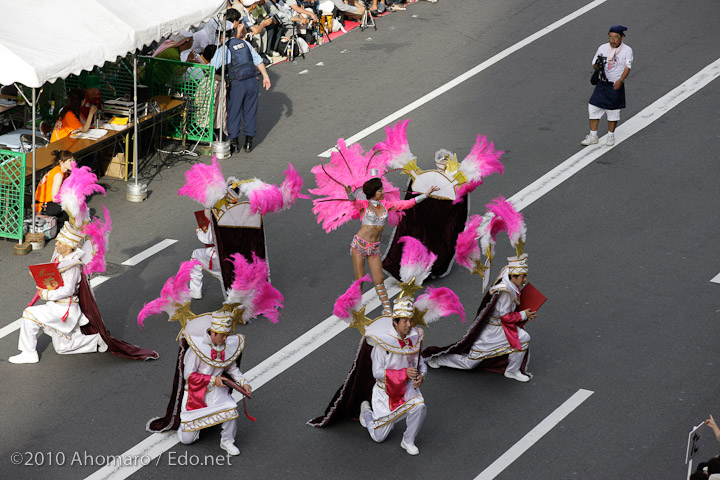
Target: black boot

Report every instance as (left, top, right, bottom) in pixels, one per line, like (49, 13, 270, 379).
(244, 136, 254, 153)
(229, 137, 239, 154)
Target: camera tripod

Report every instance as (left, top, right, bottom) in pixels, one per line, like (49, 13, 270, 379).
(283, 21, 306, 62)
(360, 2, 377, 31)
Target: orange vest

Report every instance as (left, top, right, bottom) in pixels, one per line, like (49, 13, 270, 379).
(51, 111, 83, 142)
(35, 165, 66, 212)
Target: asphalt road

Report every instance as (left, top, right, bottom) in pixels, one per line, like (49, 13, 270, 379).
(1, 1, 719, 479)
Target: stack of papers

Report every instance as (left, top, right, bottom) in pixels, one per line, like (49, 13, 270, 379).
(101, 123, 128, 131)
(70, 129, 110, 140)
(0, 98, 17, 107)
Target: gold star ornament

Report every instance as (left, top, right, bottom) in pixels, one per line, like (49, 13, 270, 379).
(398, 277, 423, 300)
(348, 306, 374, 336)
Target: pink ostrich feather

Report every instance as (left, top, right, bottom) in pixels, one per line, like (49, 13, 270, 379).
(137, 260, 200, 327)
(247, 282, 284, 324)
(398, 236, 437, 286)
(333, 274, 372, 320)
(280, 163, 309, 210)
(82, 204, 112, 275)
(226, 253, 269, 305)
(453, 180, 482, 205)
(372, 119, 414, 169)
(177, 156, 226, 208)
(309, 139, 401, 232)
(460, 135, 505, 182)
(242, 179, 284, 215)
(486, 196, 525, 246)
(57, 163, 105, 225)
(455, 215, 484, 271)
(415, 287, 466, 324)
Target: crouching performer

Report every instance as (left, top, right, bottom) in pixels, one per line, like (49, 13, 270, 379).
(424, 197, 539, 382)
(141, 253, 283, 456)
(309, 236, 464, 456)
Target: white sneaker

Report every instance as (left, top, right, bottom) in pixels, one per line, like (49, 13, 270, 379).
(425, 357, 439, 369)
(9, 351, 39, 364)
(580, 134, 598, 146)
(220, 440, 240, 456)
(605, 133, 615, 146)
(98, 337, 108, 353)
(401, 438, 419, 455)
(504, 370, 530, 382)
(359, 400, 371, 428)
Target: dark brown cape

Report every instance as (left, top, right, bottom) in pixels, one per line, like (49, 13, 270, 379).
(78, 275, 159, 361)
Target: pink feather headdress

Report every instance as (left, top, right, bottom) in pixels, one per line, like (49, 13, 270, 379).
(398, 236, 437, 287)
(415, 287, 466, 324)
(241, 179, 284, 215)
(310, 138, 403, 232)
(454, 215, 485, 272)
(225, 253, 283, 323)
(81, 204, 112, 275)
(333, 274, 371, 320)
(486, 196, 526, 256)
(455, 135, 504, 203)
(137, 260, 199, 327)
(177, 156, 227, 208)
(371, 119, 414, 169)
(56, 163, 105, 226)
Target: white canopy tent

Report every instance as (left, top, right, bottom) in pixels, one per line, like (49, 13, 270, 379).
(0, 0, 225, 238)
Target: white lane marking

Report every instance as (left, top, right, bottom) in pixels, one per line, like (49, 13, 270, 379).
(509, 58, 720, 212)
(121, 239, 178, 266)
(84, 52, 720, 480)
(0, 238, 176, 342)
(90, 276, 109, 288)
(711, 273, 720, 284)
(318, 0, 608, 157)
(85, 280, 400, 480)
(474, 389, 594, 480)
(0, 320, 21, 340)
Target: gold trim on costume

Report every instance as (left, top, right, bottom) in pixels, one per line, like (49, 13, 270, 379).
(185, 334, 245, 368)
(366, 328, 424, 355)
(180, 407, 240, 432)
(468, 340, 530, 361)
(371, 396, 425, 429)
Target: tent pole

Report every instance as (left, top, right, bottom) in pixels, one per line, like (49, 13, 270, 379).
(31, 87, 36, 239)
(210, 12, 230, 159)
(126, 53, 147, 202)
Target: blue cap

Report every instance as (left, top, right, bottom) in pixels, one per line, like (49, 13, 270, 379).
(609, 25, 627, 35)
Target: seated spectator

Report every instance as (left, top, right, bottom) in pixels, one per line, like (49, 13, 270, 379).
(153, 31, 194, 61)
(330, 0, 365, 21)
(79, 74, 103, 122)
(34, 150, 73, 224)
(285, 0, 318, 22)
(51, 89, 97, 142)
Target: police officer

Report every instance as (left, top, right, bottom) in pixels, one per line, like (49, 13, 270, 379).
(211, 11, 271, 153)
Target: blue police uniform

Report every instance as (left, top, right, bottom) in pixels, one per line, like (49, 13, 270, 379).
(211, 38, 263, 147)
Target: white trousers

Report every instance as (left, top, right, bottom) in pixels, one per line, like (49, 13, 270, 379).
(588, 103, 621, 121)
(189, 248, 222, 296)
(177, 418, 237, 445)
(18, 318, 102, 355)
(363, 402, 426, 445)
(435, 350, 526, 373)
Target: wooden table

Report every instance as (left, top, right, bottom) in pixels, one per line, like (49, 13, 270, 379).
(26, 95, 186, 180)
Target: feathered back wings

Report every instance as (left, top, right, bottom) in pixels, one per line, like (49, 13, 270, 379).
(179, 157, 306, 215)
(309, 138, 402, 232)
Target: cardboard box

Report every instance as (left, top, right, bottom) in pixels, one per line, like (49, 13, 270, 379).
(99, 152, 126, 179)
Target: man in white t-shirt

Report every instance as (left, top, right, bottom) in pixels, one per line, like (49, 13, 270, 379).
(581, 25, 633, 147)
